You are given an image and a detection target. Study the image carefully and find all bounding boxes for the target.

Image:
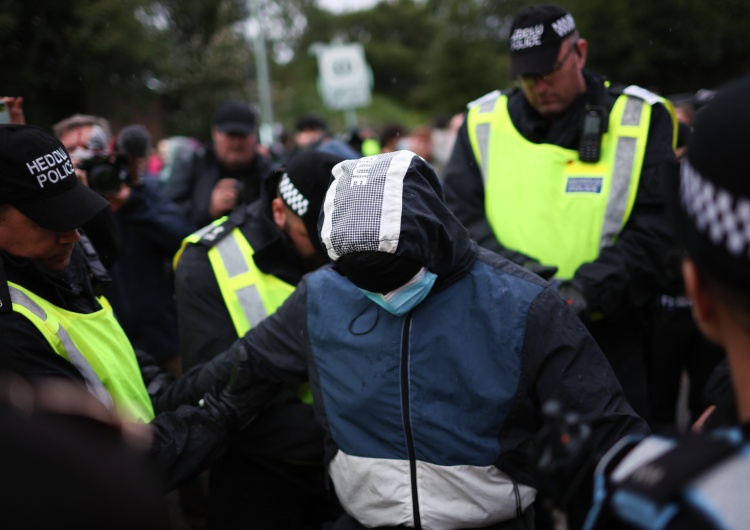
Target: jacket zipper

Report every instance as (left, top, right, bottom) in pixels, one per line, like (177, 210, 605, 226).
(400, 311, 422, 529)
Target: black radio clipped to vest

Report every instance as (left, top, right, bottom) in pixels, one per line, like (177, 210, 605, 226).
(579, 105, 607, 163)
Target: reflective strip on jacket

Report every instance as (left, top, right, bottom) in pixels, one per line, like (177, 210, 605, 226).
(8, 281, 154, 423)
(466, 87, 662, 279)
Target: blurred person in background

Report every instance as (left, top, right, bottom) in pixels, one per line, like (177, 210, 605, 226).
(379, 122, 409, 154)
(287, 112, 361, 161)
(165, 100, 273, 228)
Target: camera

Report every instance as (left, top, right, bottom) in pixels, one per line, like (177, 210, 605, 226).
(77, 154, 130, 195)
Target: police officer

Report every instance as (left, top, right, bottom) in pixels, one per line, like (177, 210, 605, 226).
(0, 124, 274, 492)
(583, 73, 750, 530)
(442, 3, 677, 417)
(172, 150, 344, 528)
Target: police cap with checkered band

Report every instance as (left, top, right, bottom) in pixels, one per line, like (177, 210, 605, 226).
(277, 150, 345, 260)
(672, 73, 750, 292)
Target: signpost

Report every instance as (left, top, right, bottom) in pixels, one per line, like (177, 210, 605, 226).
(313, 42, 373, 127)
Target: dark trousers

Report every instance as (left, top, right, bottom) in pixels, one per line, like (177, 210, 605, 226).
(206, 455, 341, 529)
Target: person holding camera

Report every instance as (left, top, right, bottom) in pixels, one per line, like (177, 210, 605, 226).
(53, 115, 195, 374)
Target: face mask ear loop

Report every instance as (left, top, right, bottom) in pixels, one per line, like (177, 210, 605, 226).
(349, 303, 380, 336)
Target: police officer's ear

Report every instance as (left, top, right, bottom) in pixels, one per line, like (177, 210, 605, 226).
(682, 259, 723, 345)
(271, 196, 288, 231)
(573, 38, 588, 70)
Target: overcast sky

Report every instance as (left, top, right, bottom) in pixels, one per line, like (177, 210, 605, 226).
(317, 0, 381, 13)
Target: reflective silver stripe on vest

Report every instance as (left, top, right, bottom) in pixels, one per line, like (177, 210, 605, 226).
(214, 233, 268, 328)
(621, 97, 644, 127)
(475, 123, 491, 184)
(600, 98, 643, 248)
(472, 93, 501, 185)
(8, 286, 115, 411)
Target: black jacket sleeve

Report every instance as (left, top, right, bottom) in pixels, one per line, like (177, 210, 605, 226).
(499, 285, 650, 524)
(153, 283, 310, 413)
(498, 285, 649, 487)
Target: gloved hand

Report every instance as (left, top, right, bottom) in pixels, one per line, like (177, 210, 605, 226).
(522, 259, 559, 281)
(199, 343, 279, 433)
(557, 281, 589, 321)
(533, 400, 594, 525)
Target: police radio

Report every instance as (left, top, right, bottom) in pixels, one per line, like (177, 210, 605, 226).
(579, 105, 606, 163)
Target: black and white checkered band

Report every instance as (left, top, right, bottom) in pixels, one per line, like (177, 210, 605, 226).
(681, 160, 750, 257)
(279, 173, 309, 217)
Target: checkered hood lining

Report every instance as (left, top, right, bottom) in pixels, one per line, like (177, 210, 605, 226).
(278, 172, 309, 217)
(681, 160, 750, 258)
(322, 151, 415, 260)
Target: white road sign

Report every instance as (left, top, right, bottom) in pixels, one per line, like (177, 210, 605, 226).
(315, 43, 373, 110)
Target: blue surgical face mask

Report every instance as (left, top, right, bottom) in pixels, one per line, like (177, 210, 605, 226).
(359, 267, 437, 316)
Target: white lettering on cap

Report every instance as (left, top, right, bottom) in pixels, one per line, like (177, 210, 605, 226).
(551, 14, 575, 37)
(509, 24, 544, 51)
(28, 147, 74, 188)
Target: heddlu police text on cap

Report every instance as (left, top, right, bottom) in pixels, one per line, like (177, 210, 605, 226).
(26, 147, 76, 188)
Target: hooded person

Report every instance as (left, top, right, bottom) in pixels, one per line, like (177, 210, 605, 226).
(165, 149, 648, 529)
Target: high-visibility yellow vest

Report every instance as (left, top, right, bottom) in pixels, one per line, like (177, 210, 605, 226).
(176, 218, 295, 337)
(8, 281, 154, 423)
(466, 86, 676, 279)
(176, 218, 311, 403)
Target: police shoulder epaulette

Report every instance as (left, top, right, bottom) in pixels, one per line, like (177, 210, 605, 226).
(607, 433, 740, 529)
(622, 85, 664, 106)
(467, 89, 502, 110)
(194, 206, 248, 248)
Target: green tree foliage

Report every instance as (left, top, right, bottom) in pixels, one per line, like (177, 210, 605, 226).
(562, 0, 750, 94)
(0, 0, 158, 129)
(2, 0, 749, 139)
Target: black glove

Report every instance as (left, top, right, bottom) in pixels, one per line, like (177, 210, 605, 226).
(199, 343, 279, 433)
(557, 281, 589, 321)
(533, 400, 594, 527)
(522, 259, 558, 281)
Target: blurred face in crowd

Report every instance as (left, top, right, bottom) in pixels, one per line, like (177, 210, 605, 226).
(59, 125, 94, 163)
(0, 206, 80, 272)
(518, 36, 588, 119)
(212, 128, 257, 171)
